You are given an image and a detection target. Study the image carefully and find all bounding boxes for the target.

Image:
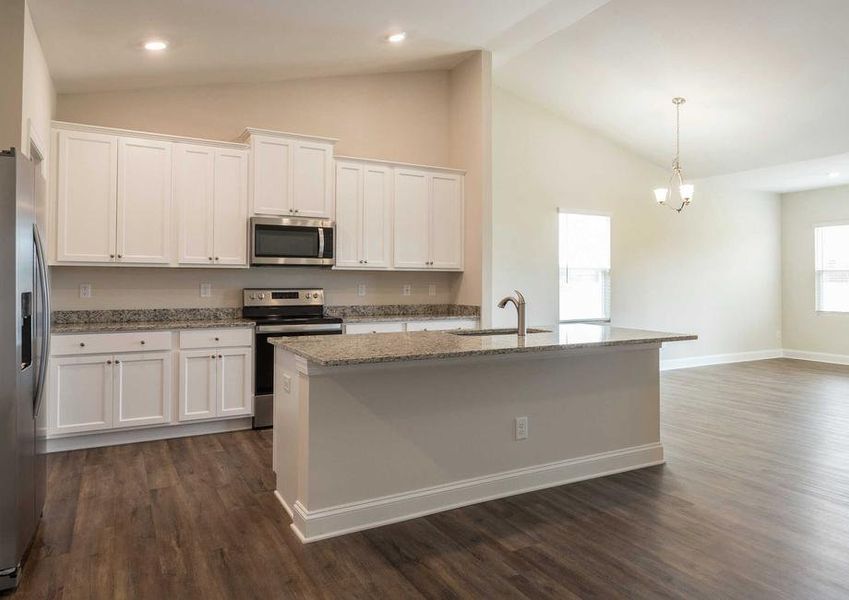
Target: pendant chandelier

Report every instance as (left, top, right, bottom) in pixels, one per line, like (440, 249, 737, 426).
(654, 97, 694, 212)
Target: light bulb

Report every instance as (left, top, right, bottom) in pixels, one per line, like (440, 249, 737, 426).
(679, 184, 694, 202)
(144, 40, 168, 51)
(387, 32, 407, 43)
(654, 188, 668, 204)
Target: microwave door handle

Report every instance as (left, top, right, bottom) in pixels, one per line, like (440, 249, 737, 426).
(318, 227, 325, 258)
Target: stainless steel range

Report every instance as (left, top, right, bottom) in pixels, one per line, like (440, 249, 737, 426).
(242, 288, 342, 428)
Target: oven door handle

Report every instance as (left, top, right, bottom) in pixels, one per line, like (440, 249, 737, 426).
(317, 227, 325, 259)
(256, 324, 342, 334)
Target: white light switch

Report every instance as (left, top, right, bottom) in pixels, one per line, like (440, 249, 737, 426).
(79, 284, 92, 299)
(402, 284, 412, 296)
(515, 416, 528, 440)
(357, 283, 367, 297)
(200, 283, 212, 298)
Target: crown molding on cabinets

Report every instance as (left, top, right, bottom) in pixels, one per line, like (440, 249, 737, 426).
(236, 127, 339, 145)
(51, 120, 249, 151)
(334, 155, 466, 174)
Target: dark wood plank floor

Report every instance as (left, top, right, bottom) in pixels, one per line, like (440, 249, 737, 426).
(11, 358, 849, 599)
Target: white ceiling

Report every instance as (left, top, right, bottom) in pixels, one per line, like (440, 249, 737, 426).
(28, 0, 573, 93)
(495, 0, 849, 179)
(703, 153, 849, 195)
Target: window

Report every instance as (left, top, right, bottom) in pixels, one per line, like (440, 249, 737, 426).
(815, 224, 849, 313)
(559, 212, 611, 322)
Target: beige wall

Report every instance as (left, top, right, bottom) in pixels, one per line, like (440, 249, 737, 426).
(0, 0, 25, 151)
(58, 70, 451, 166)
(21, 0, 55, 159)
(781, 186, 849, 357)
(448, 51, 492, 313)
(54, 63, 494, 310)
(492, 88, 783, 360)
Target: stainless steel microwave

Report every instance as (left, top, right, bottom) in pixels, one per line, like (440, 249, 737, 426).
(250, 216, 335, 266)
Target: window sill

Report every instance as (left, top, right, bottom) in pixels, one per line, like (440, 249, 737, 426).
(559, 319, 612, 324)
(815, 310, 849, 315)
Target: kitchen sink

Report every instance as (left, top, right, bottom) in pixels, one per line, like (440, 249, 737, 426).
(450, 328, 551, 336)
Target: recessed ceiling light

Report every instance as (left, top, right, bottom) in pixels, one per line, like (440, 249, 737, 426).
(828, 172, 841, 178)
(144, 40, 168, 51)
(386, 32, 407, 44)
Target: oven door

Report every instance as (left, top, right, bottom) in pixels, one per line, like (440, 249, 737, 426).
(251, 216, 335, 266)
(253, 323, 342, 428)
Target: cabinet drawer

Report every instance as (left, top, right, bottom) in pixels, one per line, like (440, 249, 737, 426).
(179, 327, 253, 349)
(52, 331, 172, 356)
(405, 319, 479, 332)
(344, 322, 406, 335)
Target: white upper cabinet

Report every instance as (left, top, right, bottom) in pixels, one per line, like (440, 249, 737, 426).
(244, 130, 336, 218)
(175, 144, 215, 265)
(175, 144, 249, 266)
(394, 169, 432, 269)
(334, 160, 392, 269)
(212, 149, 249, 264)
(429, 173, 464, 270)
(55, 130, 117, 263)
(394, 168, 464, 271)
(117, 137, 172, 264)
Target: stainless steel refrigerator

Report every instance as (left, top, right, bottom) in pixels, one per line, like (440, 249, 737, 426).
(0, 148, 50, 591)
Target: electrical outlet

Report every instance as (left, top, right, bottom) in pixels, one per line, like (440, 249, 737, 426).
(282, 373, 292, 394)
(402, 284, 412, 296)
(357, 283, 367, 297)
(79, 284, 92, 299)
(428, 284, 437, 297)
(200, 283, 212, 298)
(515, 416, 528, 440)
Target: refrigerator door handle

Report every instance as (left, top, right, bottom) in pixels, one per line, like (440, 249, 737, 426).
(33, 224, 50, 417)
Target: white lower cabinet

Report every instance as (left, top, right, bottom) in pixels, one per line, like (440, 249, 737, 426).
(48, 328, 253, 442)
(178, 344, 252, 422)
(113, 351, 172, 427)
(50, 354, 114, 435)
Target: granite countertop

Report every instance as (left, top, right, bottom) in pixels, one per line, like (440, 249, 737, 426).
(341, 314, 479, 323)
(270, 323, 697, 367)
(52, 318, 255, 334)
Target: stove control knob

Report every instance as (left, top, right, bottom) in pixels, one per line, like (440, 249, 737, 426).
(258, 293, 266, 300)
(313, 293, 319, 299)
(250, 293, 257, 300)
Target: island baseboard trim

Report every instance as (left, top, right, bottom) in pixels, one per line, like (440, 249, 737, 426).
(288, 442, 664, 543)
(274, 491, 294, 518)
(661, 349, 783, 371)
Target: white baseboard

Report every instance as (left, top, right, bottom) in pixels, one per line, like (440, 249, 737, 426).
(274, 490, 294, 519)
(782, 349, 849, 365)
(45, 417, 253, 453)
(661, 349, 783, 371)
(286, 442, 664, 543)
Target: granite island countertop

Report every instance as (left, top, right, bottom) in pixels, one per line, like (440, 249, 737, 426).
(270, 323, 697, 367)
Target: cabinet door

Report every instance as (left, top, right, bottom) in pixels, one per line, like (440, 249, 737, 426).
(49, 354, 113, 434)
(178, 350, 217, 421)
(430, 173, 464, 270)
(117, 137, 172, 264)
(252, 135, 293, 216)
(175, 144, 215, 265)
(217, 347, 252, 417)
(113, 352, 172, 427)
(292, 142, 334, 218)
(361, 164, 393, 268)
(393, 169, 430, 269)
(55, 130, 117, 263)
(334, 161, 362, 268)
(213, 149, 249, 265)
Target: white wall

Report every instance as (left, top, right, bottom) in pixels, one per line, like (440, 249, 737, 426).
(492, 88, 783, 360)
(781, 185, 849, 357)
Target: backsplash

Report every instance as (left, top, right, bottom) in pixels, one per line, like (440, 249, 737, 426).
(49, 266, 463, 310)
(325, 304, 479, 318)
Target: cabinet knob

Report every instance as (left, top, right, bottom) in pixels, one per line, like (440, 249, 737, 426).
(215, 257, 219, 261)
(210, 354, 215, 359)
(107, 360, 112, 365)
(208, 256, 213, 261)
(79, 342, 85, 347)
(117, 254, 123, 259)
(218, 354, 222, 359)
(109, 254, 115, 259)
(140, 340, 145, 345)
(115, 360, 121, 364)
(214, 337, 220, 341)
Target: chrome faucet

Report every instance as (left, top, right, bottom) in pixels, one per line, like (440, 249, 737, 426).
(497, 290, 527, 336)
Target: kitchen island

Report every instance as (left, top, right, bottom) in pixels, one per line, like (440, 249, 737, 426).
(271, 324, 695, 542)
